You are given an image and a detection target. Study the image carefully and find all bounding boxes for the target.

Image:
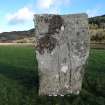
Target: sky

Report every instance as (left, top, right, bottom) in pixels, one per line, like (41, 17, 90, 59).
(0, 0, 105, 33)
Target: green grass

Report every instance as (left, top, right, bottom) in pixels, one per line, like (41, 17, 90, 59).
(0, 45, 38, 105)
(0, 46, 105, 105)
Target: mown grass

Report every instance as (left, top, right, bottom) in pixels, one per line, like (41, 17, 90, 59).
(0, 45, 105, 105)
(0, 45, 38, 105)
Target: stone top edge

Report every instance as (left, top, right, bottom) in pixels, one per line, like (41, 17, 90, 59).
(33, 13, 88, 18)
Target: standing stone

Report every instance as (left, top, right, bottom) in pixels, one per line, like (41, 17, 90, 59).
(33, 13, 89, 96)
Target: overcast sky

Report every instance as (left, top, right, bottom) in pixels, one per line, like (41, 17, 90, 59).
(0, 0, 105, 32)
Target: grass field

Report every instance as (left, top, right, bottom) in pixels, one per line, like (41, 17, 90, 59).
(0, 45, 105, 105)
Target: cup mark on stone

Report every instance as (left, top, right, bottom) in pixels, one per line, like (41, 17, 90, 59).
(82, 30, 85, 32)
(76, 21, 79, 24)
(77, 32, 80, 36)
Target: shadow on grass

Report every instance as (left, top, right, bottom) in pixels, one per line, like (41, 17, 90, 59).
(0, 62, 105, 105)
(0, 62, 39, 93)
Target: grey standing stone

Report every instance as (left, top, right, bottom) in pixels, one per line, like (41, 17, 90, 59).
(33, 13, 90, 96)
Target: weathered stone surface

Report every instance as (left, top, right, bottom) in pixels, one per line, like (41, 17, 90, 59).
(33, 13, 90, 96)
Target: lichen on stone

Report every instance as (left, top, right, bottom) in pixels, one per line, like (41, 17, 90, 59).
(36, 35, 57, 54)
(61, 65, 68, 73)
(48, 15, 64, 34)
(36, 15, 64, 54)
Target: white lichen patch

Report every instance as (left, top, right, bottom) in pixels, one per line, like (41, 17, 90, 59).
(76, 90, 80, 95)
(55, 74, 59, 78)
(61, 65, 68, 73)
(65, 84, 69, 89)
(61, 25, 64, 31)
(49, 94, 52, 96)
(60, 94, 64, 96)
(41, 61, 44, 64)
(53, 94, 57, 96)
(51, 51, 54, 55)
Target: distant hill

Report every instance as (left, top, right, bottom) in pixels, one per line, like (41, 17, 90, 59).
(0, 29, 34, 43)
(89, 15, 105, 28)
(89, 14, 105, 45)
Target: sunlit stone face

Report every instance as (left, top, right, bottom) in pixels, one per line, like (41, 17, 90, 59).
(34, 13, 89, 96)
